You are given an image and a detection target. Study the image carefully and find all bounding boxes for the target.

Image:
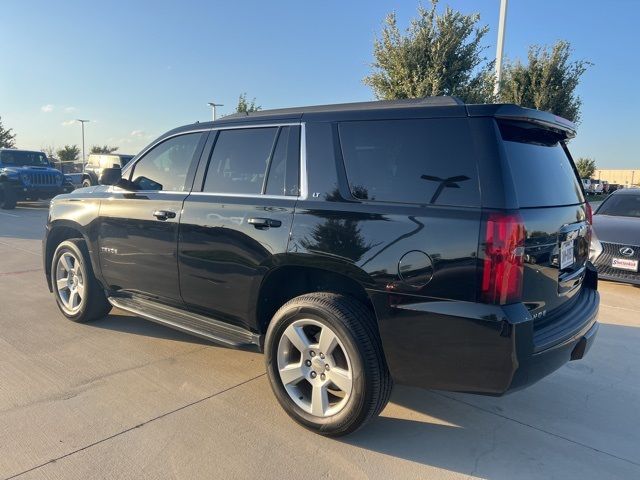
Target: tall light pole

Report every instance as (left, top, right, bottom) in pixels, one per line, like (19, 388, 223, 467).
(207, 102, 223, 121)
(494, 0, 509, 97)
(76, 119, 90, 170)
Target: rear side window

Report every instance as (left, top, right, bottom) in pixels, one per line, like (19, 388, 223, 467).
(264, 126, 300, 196)
(203, 128, 278, 195)
(499, 121, 584, 207)
(338, 119, 480, 206)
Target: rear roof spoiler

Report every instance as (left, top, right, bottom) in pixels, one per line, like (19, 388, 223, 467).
(466, 104, 576, 139)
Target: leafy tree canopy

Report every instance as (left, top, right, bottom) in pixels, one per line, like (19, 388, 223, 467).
(364, 0, 495, 103)
(90, 145, 119, 154)
(236, 93, 261, 113)
(575, 157, 596, 179)
(0, 116, 17, 148)
(57, 145, 80, 163)
(499, 41, 591, 123)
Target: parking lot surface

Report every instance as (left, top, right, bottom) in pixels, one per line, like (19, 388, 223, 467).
(1, 203, 639, 479)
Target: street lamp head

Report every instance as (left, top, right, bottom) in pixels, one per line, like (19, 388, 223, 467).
(76, 119, 90, 123)
(207, 102, 223, 107)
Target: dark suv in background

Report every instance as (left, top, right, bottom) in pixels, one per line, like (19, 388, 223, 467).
(0, 148, 67, 209)
(43, 97, 599, 436)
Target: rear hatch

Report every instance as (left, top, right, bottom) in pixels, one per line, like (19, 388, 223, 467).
(497, 119, 590, 328)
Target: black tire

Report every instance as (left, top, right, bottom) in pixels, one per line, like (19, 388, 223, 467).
(265, 292, 392, 436)
(0, 185, 17, 209)
(82, 178, 93, 188)
(51, 239, 112, 322)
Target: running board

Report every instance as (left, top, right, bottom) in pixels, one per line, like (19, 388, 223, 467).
(108, 296, 262, 349)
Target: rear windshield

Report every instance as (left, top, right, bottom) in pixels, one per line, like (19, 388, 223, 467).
(597, 193, 640, 218)
(338, 118, 480, 206)
(499, 121, 584, 207)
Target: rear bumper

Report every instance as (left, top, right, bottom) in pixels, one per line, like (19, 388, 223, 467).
(371, 267, 599, 395)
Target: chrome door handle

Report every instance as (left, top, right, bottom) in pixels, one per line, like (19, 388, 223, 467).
(153, 210, 176, 221)
(248, 217, 282, 229)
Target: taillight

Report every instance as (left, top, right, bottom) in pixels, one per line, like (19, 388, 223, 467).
(480, 212, 526, 305)
(585, 202, 593, 225)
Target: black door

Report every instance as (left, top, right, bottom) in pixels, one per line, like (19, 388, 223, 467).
(179, 125, 300, 329)
(98, 131, 207, 303)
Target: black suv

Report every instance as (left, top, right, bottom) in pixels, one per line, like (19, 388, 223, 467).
(43, 97, 599, 436)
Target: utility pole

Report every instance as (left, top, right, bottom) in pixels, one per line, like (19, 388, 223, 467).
(494, 0, 509, 97)
(76, 119, 90, 170)
(207, 102, 224, 121)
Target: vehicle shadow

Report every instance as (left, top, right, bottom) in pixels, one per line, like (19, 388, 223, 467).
(340, 322, 639, 477)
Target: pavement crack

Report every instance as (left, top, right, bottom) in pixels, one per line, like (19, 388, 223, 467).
(4, 373, 266, 480)
(434, 391, 640, 469)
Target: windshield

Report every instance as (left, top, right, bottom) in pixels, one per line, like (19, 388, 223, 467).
(596, 192, 640, 218)
(0, 150, 49, 167)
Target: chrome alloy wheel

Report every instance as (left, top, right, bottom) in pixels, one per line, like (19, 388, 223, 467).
(277, 318, 353, 417)
(55, 251, 85, 314)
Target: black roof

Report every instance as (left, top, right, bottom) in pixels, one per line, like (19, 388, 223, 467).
(167, 96, 576, 139)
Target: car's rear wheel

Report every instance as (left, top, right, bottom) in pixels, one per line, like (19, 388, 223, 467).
(265, 292, 392, 436)
(51, 239, 111, 322)
(0, 185, 17, 209)
(81, 178, 92, 188)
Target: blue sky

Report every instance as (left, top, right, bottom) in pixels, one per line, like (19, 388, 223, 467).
(1, 0, 638, 168)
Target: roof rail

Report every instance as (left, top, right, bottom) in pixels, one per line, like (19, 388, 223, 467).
(213, 96, 465, 122)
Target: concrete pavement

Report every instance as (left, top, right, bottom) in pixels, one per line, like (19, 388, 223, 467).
(1, 202, 639, 479)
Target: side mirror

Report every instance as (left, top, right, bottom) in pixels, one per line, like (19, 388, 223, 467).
(99, 167, 122, 186)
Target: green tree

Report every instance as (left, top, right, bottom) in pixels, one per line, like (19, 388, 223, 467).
(499, 41, 591, 123)
(90, 145, 119, 154)
(575, 157, 596, 179)
(0, 116, 17, 148)
(364, 1, 495, 103)
(236, 93, 261, 113)
(56, 145, 80, 164)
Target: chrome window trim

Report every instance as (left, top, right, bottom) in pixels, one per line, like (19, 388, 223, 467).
(120, 122, 307, 199)
(299, 123, 308, 200)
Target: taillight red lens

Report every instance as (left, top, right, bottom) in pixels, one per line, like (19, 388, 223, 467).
(585, 202, 593, 225)
(481, 212, 526, 305)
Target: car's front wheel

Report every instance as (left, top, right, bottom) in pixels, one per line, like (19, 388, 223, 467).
(81, 178, 92, 188)
(265, 292, 392, 436)
(51, 239, 112, 322)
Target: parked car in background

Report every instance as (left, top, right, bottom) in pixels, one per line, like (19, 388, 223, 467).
(0, 148, 68, 209)
(590, 188, 640, 285)
(581, 178, 593, 194)
(82, 153, 134, 187)
(591, 180, 604, 194)
(601, 180, 610, 194)
(63, 173, 84, 190)
(43, 97, 599, 436)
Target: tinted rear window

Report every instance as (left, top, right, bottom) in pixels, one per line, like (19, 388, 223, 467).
(338, 119, 480, 206)
(499, 121, 584, 207)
